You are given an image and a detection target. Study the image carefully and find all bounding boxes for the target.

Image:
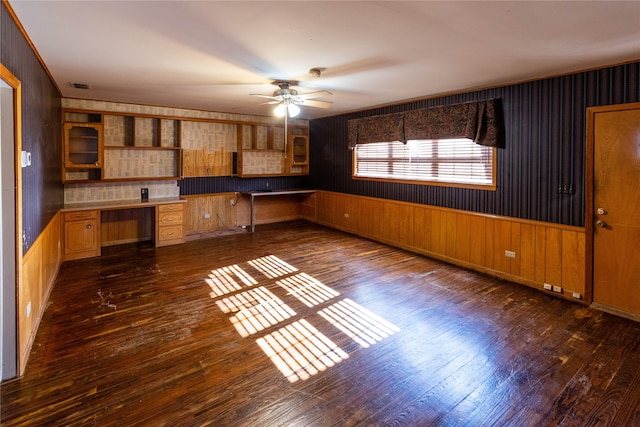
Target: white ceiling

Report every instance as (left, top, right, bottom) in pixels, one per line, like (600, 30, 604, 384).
(9, 1, 640, 120)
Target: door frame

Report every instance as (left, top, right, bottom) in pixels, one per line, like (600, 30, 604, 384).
(585, 101, 640, 314)
(0, 63, 22, 380)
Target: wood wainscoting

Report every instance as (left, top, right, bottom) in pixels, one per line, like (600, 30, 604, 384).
(19, 212, 63, 374)
(314, 191, 586, 302)
(182, 193, 239, 239)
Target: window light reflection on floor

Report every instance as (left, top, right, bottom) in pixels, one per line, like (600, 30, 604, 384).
(276, 273, 340, 307)
(318, 298, 401, 348)
(206, 264, 257, 298)
(256, 319, 349, 383)
(249, 255, 298, 279)
(216, 287, 296, 337)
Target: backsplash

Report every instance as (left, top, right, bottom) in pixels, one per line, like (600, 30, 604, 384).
(64, 181, 180, 204)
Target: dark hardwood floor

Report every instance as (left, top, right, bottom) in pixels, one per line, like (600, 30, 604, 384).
(2, 221, 639, 426)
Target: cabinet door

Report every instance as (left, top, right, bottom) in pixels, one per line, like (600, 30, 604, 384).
(64, 220, 99, 254)
(64, 123, 103, 168)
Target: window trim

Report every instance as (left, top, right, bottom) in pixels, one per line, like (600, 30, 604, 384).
(351, 139, 497, 191)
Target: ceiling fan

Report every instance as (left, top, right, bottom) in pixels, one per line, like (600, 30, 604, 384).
(250, 80, 333, 118)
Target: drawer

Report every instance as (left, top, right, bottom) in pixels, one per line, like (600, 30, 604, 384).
(158, 225, 184, 241)
(64, 210, 99, 221)
(158, 203, 184, 213)
(158, 211, 183, 226)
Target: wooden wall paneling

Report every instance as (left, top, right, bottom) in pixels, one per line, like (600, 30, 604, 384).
(101, 210, 119, 243)
(235, 197, 250, 227)
(300, 193, 317, 221)
(184, 193, 239, 234)
(492, 219, 512, 274)
(359, 197, 377, 237)
(392, 203, 414, 247)
(101, 208, 153, 246)
(561, 230, 586, 296)
(413, 205, 431, 252)
(380, 202, 393, 242)
(544, 228, 563, 288)
(430, 209, 443, 255)
(315, 191, 330, 224)
(455, 213, 471, 263)
(469, 215, 486, 267)
(445, 211, 457, 258)
(509, 222, 521, 276)
(519, 224, 537, 282)
(331, 193, 347, 229)
(343, 195, 360, 232)
(19, 213, 63, 374)
(534, 225, 547, 284)
(484, 217, 495, 270)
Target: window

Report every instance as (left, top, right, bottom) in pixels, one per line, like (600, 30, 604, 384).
(353, 138, 495, 189)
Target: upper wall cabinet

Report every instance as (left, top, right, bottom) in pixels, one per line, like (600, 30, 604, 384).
(236, 124, 309, 177)
(63, 109, 181, 183)
(62, 105, 309, 182)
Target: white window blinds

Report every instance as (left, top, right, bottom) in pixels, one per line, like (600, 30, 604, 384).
(354, 138, 494, 187)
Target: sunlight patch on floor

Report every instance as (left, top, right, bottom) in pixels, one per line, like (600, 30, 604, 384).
(277, 273, 340, 307)
(216, 287, 296, 337)
(256, 319, 349, 383)
(206, 254, 399, 382)
(249, 255, 298, 278)
(319, 298, 401, 348)
(206, 264, 257, 297)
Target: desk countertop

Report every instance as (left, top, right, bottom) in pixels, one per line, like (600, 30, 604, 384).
(242, 189, 316, 197)
(62, 197, 186, 212)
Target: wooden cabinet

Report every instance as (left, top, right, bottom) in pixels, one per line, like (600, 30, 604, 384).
(63, 210, 100, 260)
(63, 122, 104, 182)
(286, 133, 309, 175)
(236, 123, 310, 177)
(155, 203, 185, 246)
(62, 109, 181, 183)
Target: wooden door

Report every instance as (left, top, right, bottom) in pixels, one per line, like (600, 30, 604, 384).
(591, 105, 640, 319)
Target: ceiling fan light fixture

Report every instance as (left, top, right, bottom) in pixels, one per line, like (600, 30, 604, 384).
(274, 103, 286, 117)
(287, 103, 300, 117)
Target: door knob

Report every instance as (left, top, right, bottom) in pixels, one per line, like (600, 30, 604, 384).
(596, 208, 607, 215)
(596, 220, 607, 228)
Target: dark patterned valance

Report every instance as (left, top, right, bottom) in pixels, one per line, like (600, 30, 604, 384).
(348, 99, 502, 149)
(347, 112, 405, 149)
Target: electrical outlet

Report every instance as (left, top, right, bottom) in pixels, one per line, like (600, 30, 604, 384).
(230, 199, 236, 206)
(543, 283, 552, 291)
(552, 285, 562, 293)
(203, 213, 211, 219)
(505, 250, 516, 258)
(572, 292, 582, 300)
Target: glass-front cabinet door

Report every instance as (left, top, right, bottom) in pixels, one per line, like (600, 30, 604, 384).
(64, 122, 103, 168)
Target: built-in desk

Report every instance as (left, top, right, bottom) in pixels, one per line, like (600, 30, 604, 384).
(61, 197, 186, 260)
(242, 190, 316, 232)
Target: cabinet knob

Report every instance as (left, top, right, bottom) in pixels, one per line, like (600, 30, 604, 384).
(94, 161, 101, 167)
(86, 224, 92, 229)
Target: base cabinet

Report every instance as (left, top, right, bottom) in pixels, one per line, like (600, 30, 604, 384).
(63, 210, 100, 261)
(155, 204, 185, 246)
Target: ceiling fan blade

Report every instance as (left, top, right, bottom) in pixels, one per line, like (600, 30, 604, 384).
(302, 99, 333, 109)
(249, 94, 278, 100)
(297, 90, 333, 100)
